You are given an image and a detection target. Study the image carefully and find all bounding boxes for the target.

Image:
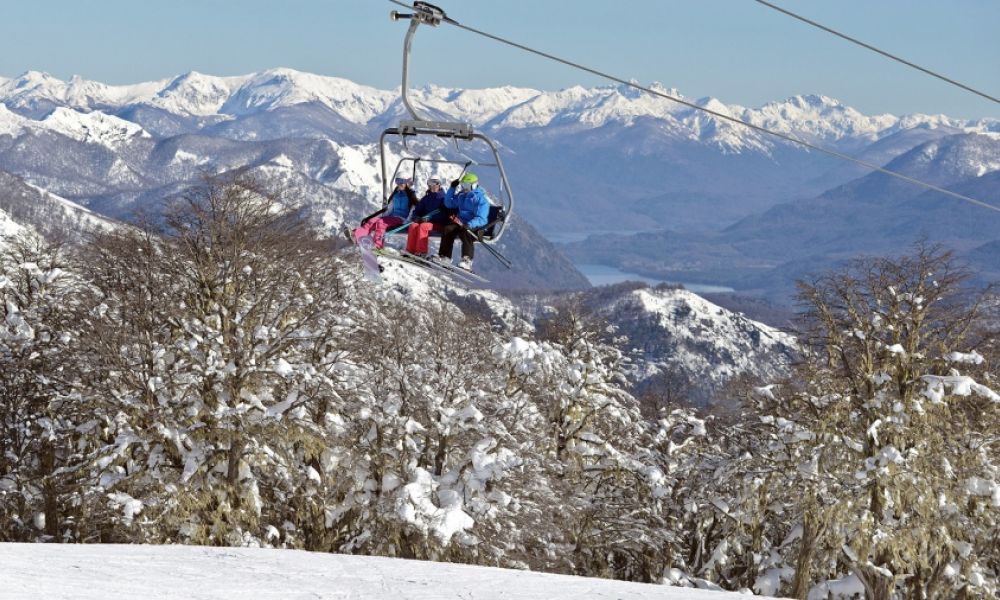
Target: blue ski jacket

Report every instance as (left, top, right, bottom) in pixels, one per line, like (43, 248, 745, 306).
(413, 190, 451, 225)
(386, 188, 417, 219)
(444, 185, 490, 229)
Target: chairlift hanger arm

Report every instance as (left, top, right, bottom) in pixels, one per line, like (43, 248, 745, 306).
(388, 3, 476, 138)
(389, 2, 453, 122)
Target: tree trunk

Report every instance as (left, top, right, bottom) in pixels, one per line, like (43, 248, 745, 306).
(227, 438, 244, 485)
(433, 436, 448, 477)
(41, 442, 59, 540)
(791, 514, 818, 599)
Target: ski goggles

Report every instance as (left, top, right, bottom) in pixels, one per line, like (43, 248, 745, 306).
(460, 181, 474, 191)
(394, 177, 411, 186)
(428, 178, 441, 186)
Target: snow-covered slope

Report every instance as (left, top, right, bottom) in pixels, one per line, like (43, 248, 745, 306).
(0, 170, 117, 243)
(377, 255, 533, 333)
(0, 205, 25, 240)
(41, 106, 151, 149)
(598, 286, 796, 399)
(0, 102, 28, 136)
(0, 543, 763, 599)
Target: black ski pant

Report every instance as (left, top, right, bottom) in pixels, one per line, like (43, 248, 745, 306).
(438, 223, 476, 259)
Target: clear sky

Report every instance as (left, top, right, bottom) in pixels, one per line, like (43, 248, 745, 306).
(1, 0, 998, 119)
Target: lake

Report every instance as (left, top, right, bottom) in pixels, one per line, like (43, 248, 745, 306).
(575, 263, 735, 294)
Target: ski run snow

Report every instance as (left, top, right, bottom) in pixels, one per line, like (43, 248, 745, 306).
(0, 543, 768, 600)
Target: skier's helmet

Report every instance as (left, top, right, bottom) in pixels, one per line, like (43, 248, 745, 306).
(460, 172, 478, 191)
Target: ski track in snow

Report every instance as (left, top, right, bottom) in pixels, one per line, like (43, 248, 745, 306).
(0, 544, 763, 600)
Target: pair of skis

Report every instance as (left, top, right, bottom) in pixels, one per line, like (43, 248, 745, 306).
(350, 230, 486, 285)
(382, 250, 488, 284)
(342, 224, 387, 283)
(356, 234, 384, 282)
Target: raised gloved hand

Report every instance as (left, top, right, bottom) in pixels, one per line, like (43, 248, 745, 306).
(450, 179, 460, 188)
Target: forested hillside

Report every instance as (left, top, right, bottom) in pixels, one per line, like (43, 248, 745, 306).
(2, 178, 998, 598)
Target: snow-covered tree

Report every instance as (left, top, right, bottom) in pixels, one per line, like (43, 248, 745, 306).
(0, 236, 97, 542)
(741, 246, 1000, 598)
(79, 177, 349, 545)
(317, 296, 496, 557)
(519, 305, 670, 581)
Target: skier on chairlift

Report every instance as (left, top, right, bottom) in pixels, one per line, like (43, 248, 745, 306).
(433, 172, 490, 271)
(354, 176, 417, 248)
(404, 177, 452, 256)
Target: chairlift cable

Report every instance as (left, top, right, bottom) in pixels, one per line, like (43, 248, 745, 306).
(386, 0, 1000, 215)
(753, 0, 1000, 107)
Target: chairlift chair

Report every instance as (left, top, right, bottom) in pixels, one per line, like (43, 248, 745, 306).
(363, 2, 514, 263)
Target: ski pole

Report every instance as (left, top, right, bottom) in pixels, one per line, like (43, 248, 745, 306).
(386, 209, 441, 236)
(461, 223, 512, 269)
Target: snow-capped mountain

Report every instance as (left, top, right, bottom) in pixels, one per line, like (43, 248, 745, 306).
(611, 286, 794, 386)
(559, 283, 795, 402)
(2, 67, 998, 293)
(413, 83, 540, 126)
(746, 94, 903, 147)
(3, 69, 994, 145)
(0, 71, 165, 118)
(41, 106, 151, 149)
(220, 69, 394, 121)
(144, 71, 238, 116)
(880, 131, 1000, 182)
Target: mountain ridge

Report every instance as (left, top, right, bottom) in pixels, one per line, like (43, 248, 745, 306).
(561, 132, 1000, 302)
(4, 68, 1000, 296)
(4, 69, 997, 147)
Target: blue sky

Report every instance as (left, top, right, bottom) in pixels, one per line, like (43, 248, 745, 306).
(1, 0, 997, 119)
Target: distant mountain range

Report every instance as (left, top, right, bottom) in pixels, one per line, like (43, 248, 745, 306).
(2, 68, 999, 298)
(563, 132, 1000, 301)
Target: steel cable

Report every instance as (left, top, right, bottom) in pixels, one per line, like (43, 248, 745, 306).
(753, 0, 1000, 107)
(386, 0, 1000, 214)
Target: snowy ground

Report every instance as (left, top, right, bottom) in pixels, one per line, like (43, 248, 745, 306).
(0, 544, 766, 599)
